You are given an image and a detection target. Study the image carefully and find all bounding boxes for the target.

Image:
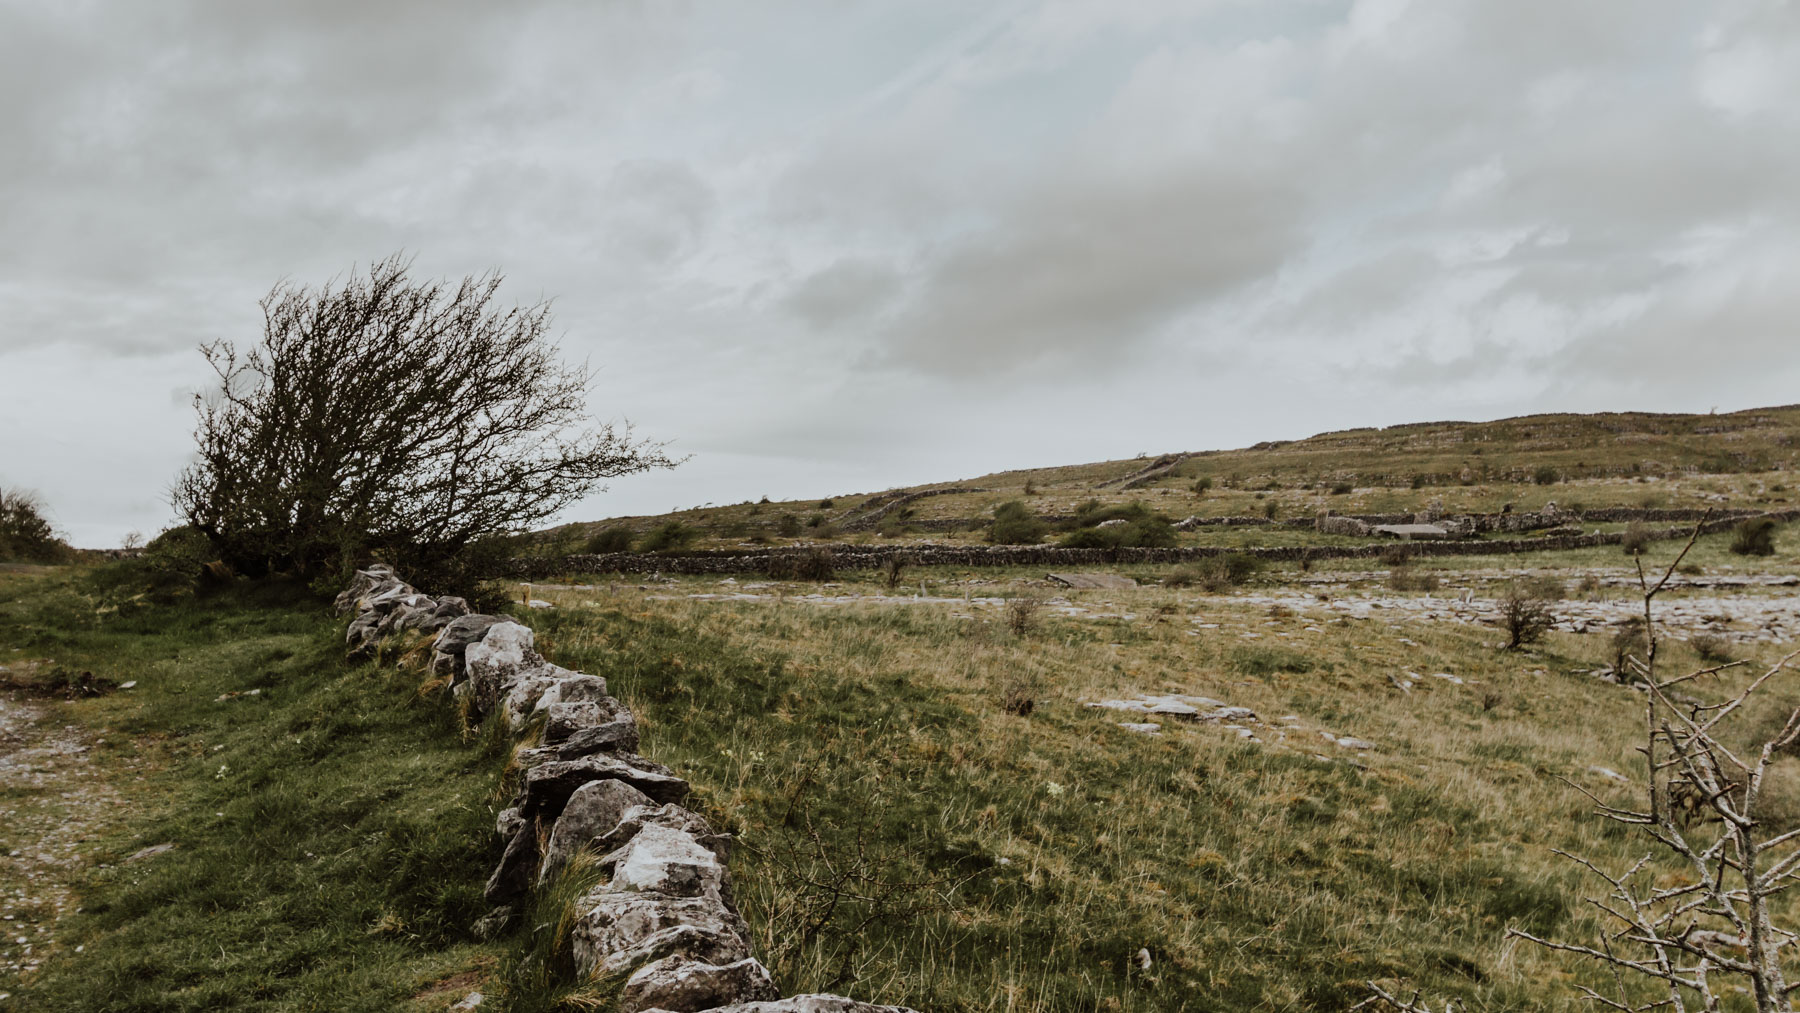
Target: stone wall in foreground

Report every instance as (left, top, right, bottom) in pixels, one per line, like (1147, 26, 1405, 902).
(337, 565, 917, 1013)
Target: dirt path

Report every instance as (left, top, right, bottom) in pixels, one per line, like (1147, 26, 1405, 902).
(0, 669, 143, 998)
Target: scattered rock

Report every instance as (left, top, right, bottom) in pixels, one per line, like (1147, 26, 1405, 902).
(1046, 573, 1136, 590)
(1118, 722, 1161, 735)
(124, 843, 176, 863)
(1589, 765, 1630, 784)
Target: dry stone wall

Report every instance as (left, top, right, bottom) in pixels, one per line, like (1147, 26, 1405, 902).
(505, 509, 1800, 579)
(337, 565, 918, 1013)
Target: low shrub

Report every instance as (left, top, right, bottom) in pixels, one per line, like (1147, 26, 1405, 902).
(1620, 522, 1653, 556)
(1173, 553, 1260, 591)
(988, 500, 1047, 545)
(1232, 646, 1314, 677)
(1057, 514, 1177, 550)
(1532, 465, 1560, 485)
(880, 556, 907, 589)
(583, 527, 634, 554)
(1192, 477, 1213, 494)
(767, 547, 835, 581)
(639, 520, 696, 553)
(0, 486, 69, 563)
(1388, 567, 1439, 593)
(1004, 593, 1045, 636)
(1499, 577, 1561, 649)
(1690, 633, 1733, 664)
(1330, 482, 1353, 495)
(775, 513, 802, 537)
(1731, 517, 1779, 557)
(1609, 618, 1648, 677)
(1378, 545, 1412, 568)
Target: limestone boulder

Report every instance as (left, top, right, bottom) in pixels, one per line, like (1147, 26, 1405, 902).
(520, 755, 689, 817)
(538, 779, 653, 885)
(555, 715, 641, 758)
(598, 804, 730, 862)
(620, 956, 778, 1013)
(600, 823, 729, 899)
(570, 891, 752, 977)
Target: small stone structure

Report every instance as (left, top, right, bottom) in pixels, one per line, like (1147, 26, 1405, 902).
(338, 565, 918, 1013)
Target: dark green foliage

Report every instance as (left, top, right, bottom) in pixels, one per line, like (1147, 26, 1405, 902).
(170, 255, 675, 596)
(584, 526, 635, 554)
(1192, 477, 1213, 494)
(1730, 517, 1779, 556)
(1057, 502, 1176, 549)
(1533, 465, 1560, 485)
(0, 487, 69, 563)
(988, 500, 1047, 545)
(640, 520, 696, 553)
(1330, 482, 1353, 495)
(775, 513, 803, 538)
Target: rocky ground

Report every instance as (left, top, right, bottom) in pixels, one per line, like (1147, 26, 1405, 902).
(581, 568, 1800, 644)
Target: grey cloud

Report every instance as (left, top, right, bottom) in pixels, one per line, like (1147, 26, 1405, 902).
(877, 167, 1301, 375)
(781, 258, 901, 328)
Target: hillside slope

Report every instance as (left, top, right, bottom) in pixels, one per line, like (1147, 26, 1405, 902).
(547, 405, 1800, 554)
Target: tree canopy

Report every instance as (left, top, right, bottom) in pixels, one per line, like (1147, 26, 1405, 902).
(173, 255, 677, 589)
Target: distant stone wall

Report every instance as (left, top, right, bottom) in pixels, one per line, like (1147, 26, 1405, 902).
(337, 566, 919, 1013)
(839, 487, 985, 532)
(505, 509, 1800, 579)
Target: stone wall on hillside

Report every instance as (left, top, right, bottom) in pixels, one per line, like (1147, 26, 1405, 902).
(337, 566, 918, 1013)
(504, 509, 1800, 579)
(838, 487, 985, 532)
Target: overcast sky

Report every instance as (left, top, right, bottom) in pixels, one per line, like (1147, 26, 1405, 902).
(5, 0, 1799, 547)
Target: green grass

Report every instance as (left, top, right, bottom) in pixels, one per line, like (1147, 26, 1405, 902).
(0, 569, 507, 1011)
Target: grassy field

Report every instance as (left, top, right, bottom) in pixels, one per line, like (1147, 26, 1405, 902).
(0, 569, 507, 1012)
(502, 526, 1800, 1011)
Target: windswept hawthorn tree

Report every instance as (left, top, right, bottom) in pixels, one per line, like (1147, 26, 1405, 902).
(173, 255, 676, 592)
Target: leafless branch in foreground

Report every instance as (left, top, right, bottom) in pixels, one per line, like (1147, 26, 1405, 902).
(1511, 516, 1800, 1012)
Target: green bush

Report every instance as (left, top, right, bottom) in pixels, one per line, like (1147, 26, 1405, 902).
(775, 513, 802, 537)
(583, 527, 634, 554)
(1057, 515, 1177, 550)
(1330, 482, 1353, 495)
(0, 486, 69, 563)
(1532, 465, 1560, 485)
(988, 500, 1047, 545)
(1620, 522, 1653, 556)
(1192, 477, 1213, 494)
(1730, 517, 1779, 557)
(639, 520, 696, 553)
